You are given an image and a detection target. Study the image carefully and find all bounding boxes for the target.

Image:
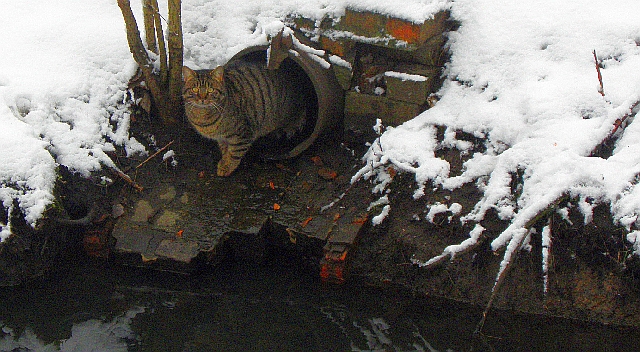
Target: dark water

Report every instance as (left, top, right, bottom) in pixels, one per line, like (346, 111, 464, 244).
(0, 254, 639, 352)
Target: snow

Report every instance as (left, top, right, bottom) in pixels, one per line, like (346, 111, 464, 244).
(541, 223, 552, 293)
(357, 0, 640, 267)
(426, 202, 462, 223)
(0, 0, 146, 239)
(384, 71, 428, 82)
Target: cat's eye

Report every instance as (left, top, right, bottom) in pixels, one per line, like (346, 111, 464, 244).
(207, 88, 214, 93)
(192, 87, 199, 93)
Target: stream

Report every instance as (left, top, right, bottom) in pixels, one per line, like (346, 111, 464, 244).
(0, 252, 638, 352)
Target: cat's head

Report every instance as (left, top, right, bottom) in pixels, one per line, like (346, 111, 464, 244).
(182, 66, 225, 108)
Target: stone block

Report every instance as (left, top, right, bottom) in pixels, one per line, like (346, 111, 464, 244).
(332, 64, 353, 90)
(155, 239, 200, 263)
(409, 34, 447, 66)
(384, 71, 430, 105)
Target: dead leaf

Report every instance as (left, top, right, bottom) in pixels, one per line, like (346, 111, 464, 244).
(269, 181, 275, 190)
(198, 171, 206, 178)
(273, 203, 281, 211)
(318, 168, 338, 180)
(333, 213, 341, 222)
(176, 229, 184, 238)
(387, 166, 397, 178)
(300, 217, 313, 228)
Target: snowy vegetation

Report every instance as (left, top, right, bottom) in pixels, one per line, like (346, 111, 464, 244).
(355, 0, 640, 298)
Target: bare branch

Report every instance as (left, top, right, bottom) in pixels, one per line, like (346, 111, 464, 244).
(593, 50, 605, 97)
(136, 140, 175, 169)
(149, 0, 168, 86)
(142, 0, 157, 54)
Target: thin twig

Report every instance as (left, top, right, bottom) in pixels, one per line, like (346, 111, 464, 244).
(136, 140, 174, 169)
(593, 50, 605, 97)
(110, 167, 144, 192)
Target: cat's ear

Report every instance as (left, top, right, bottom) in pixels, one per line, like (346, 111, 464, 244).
(182, 66, 197, 82)
(209, 66, 224, 83)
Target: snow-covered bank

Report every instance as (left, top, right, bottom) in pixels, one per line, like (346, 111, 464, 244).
(0, 0, 146, 239)
(356, 0, 640, 267)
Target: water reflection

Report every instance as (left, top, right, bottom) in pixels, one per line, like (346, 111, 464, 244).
(0, 259, 453, 352)
(1, 306, 142, 351)
(0, 257, 639, 352)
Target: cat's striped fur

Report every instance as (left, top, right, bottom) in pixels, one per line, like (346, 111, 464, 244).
(182, 60, 307, 176)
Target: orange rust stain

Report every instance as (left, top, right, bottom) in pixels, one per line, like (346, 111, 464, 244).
(310, 155, 324, 166)
(334, 266, 344, 282)
(336, 249, 349, 261)
(320, 264, 330, 280)
(386, 18, 421, 44)
(352, 215, 369, 226)
(320, 37, 347, 57)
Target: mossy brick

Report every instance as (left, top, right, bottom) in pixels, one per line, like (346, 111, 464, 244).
(332, 64, 353, 91)
(409, 34, 448, 66)
(344, 91, 423, 127)
(319, 35, 356, 58)
(384, 72, 430, 105)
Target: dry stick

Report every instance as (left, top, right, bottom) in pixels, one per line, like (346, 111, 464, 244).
(611, 100, 640, 136)
(593, 50, 605, 97)
(418, 237, 485, 269)
(474, 195, 567, 336)
(136, 140, 175, 169)
(110, 166, 144, 192)
(149, 0, 168, 86)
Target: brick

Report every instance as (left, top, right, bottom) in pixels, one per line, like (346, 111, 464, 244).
(319, 35, 356, 58)
(344, 91, 423, 128)
(334, 9, 450, 50)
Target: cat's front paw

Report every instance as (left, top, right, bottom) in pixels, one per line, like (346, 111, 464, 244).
(216, 159, 240, 177)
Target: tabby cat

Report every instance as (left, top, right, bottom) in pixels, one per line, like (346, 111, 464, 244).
(182, 60, 308, 176)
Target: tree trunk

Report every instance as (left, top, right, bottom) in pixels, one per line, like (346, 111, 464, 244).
(167, 0, 183, 110)
(117, 0, 182, 124)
